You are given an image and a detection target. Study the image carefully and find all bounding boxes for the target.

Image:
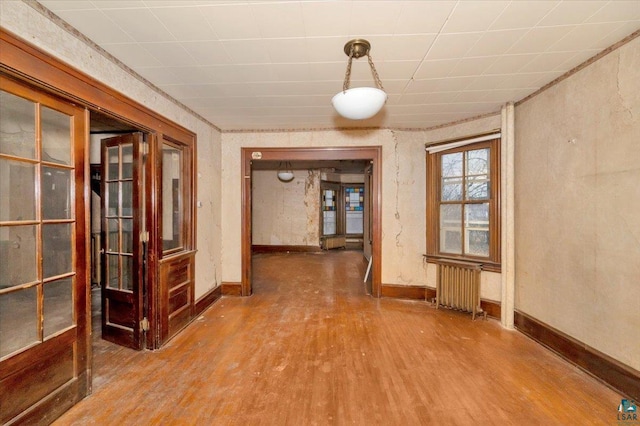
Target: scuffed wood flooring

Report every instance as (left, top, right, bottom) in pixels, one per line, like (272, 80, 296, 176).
(55, 251, 621, 425)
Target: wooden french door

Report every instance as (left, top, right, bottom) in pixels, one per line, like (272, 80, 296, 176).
(0, 76, 89, 424)
(100, 133, 146, 350)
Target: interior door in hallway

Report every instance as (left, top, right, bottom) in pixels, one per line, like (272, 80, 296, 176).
(101, 133, 146, 350)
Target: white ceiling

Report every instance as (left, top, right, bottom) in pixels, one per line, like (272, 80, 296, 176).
(38, 0, 640, 131)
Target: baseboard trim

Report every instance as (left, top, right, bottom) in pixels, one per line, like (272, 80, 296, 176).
(515, 310, 640, 400)
(194, 286, 222, 316)
(221, 282, 243, 296)
(252, 245, 321, 253)
(381, 284, 426, 300)
(425, 288, 501, 319)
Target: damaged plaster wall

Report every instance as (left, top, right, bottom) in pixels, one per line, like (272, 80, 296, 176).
(514, 36, 640, 370)
(1, 1, 223, 299)
(252, 169, 320, 246)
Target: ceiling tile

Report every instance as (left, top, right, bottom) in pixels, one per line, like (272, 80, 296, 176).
(489, 1, 559, 30)
(375, 61, 421, 80)
(586, 1, 640, 22)
(538, 1, 608, 26)
(408, 77, 476, 92)
(250, 2, 305, 38)
(483, 54, 538, 74)
(181, 41, 232, 66)
(149, 6, 218, 41)
(135, 66, 182, 85)
(414, 59, 459, 79)
(349, 1, 404, 36)
(199, 4, 261, 40)
(393, 1, 456, 34)
(365, 35, 437, 61)
(54, 9, 133, 44)
(142, 42, 198, 67)
(425, 33, 483, 60)
(507, 26, 577, 54)
(301, 1, 352, 37)
(90, 1, 146, 8)
(449, 57, 498, 77)
(222, 40, 272, 64)
(465, 29, 529, 57)
(589, 21, 640, 49)
(263, 38, 310, 63)
(441, 1, 510, 33)
(518, 52, 577, 73)
(547, 22, 632, 52)
(101, 8, 176, 42)
(102, 43, 161, 67)
(306, 37, 352, 63)
(552, 50, 601, 72)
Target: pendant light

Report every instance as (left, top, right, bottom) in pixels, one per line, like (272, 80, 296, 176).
(332, 39, 387, 120)
(277, 161, 294, 182)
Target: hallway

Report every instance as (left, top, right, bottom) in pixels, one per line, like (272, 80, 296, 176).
(55, 251, 620, 425)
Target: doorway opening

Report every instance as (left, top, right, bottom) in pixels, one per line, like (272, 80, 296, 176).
(88, 111, 148, 350)
(241, 147, 382, 298)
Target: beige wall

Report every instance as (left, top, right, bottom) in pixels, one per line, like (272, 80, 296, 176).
(252, 169, 321, 246)
(514, 37, 640, 370)
(1, 1, 223, 299)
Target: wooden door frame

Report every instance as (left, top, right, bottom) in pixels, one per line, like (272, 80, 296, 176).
(241, 146, 382, 297)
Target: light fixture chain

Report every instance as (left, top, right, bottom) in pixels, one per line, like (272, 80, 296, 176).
(343, 45, 355, 92)
(367, 53, 384, 91)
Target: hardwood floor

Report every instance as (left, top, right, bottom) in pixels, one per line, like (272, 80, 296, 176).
(55, 251, 621, 425)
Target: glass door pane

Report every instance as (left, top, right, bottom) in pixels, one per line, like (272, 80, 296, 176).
(162, 144, 183, 252)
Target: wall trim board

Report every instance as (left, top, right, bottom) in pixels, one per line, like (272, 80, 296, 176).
(221, 282, 243, 297)
(425, 287, 501, 319)
(381, 284, 426, 300)
(194, 286, 222, 316)
(252, 245, 322, 254)
(514, 311, 640, 400)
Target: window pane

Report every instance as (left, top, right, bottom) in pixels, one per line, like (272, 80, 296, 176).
(0, 286, 38, 358)
(107, 146, 119, 180)
(122, 255, 133, 291)
(106, 254, 119, 289)
(44, 277, 74, 338)
(121, 181, 133, 217)
(43, 223, 72, 278)
(42, 167, 71, 220)
(466, 148, 489, 176)
(107, 182, 118, 216)
(346, 211, 363, 234)
(466, 176, 489, 200)
(440, 204, 461, 254)
(323, 211, 336, 235)
(0, 91, 36, 159)
(122, 218, 133, 254)
(0, 225, 38, 288)
(441, 152, 462, 177)
(162, 144, 182, 251)
(0, 159, 36, 221)
(41, 106, 71, 166)
(465, 203, 489, 257)
(107, 218, 119, 252)
(121, 144, 133, 179)
(442, 177, 463, 201)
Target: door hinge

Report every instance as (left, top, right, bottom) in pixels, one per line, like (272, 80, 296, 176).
(140, 231, 149, 242)
(140, 141, 149, 156)
(141, 317, 150, 332)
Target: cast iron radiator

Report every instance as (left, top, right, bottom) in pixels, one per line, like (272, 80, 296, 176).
(435, 260, 486, 320)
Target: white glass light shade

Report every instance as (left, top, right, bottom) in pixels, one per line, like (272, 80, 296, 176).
(332, 87, 387, 120)
(277, 171, 294, 182)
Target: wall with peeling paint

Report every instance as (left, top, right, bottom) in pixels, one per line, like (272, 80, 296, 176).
(252, 169, 321, 246)
(514, 37, 640, 370)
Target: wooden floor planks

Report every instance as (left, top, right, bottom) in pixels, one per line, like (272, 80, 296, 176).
(54, 251, 621, 425)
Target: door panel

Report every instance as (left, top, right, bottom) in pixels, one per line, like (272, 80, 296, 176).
(0, 75, 89, 426)
(101, 133, 144, 350)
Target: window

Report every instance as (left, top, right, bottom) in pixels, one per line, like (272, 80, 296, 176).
(426, 137, 500, 271)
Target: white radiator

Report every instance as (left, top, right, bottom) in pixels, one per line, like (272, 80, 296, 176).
(436, 260, 486, 320)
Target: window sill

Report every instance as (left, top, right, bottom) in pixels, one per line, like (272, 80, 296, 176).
(423, 254, 501, 273)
